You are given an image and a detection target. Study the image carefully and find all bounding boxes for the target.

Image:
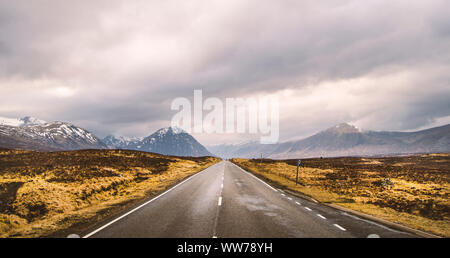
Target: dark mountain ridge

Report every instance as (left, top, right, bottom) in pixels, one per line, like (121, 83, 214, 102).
(103, 127, 213, 157)
(208, 123, 450, 159)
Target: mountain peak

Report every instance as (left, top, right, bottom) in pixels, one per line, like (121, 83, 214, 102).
(154, 126, 187, 136)
(326, 123, 361, 134)
(0, 116, 106, 151)
(104, 135, 141, 141)
(103, 126, 211, 157)
(102, 135, 142, 149)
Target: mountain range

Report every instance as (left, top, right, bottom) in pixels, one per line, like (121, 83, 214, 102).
(102, 127, 213, 157)
(0, 116, 107, 151)
(207, 123, 450, 159)
(0, 116, 212, 157)
(1, 115, 448, 158)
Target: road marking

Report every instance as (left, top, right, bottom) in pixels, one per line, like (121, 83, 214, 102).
(218, 197, 222, 206)
(367, 234, 380, 238)
(221, 183, 223, 189)
(317, 214, 326, 219)
(212, 236, 217, 238)
(281, 193, 286, 197)
(67, 234, 80, 238)
(287, 197, 293, 201)
(230, 162, 278, 192)
(295, 201, 301, 205)
(334, 224, 346, 231)
(82, 162, 221, 238)
(340, 212, 404, 234)
(304, 207, 312, 211)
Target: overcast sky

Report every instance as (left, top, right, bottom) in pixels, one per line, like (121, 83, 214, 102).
(0, 0, 449, 145)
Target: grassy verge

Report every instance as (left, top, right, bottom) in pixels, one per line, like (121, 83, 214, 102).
(230, 154, 449, 237)
(0, 149, 221, 237)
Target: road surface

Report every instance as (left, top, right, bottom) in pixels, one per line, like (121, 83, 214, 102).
(84, 161, 415, 238)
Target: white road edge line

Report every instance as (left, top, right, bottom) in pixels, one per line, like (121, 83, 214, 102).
(304, 207, 312, 211)
(82, 162, 220, 238)
(340, 212, 403, 233)
(230, 162, 278, 192)
(317, 214, 326, 219)
(218, 196, 222, 206)
(334, 224, 346, 231)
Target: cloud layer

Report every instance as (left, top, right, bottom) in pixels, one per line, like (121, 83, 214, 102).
(0, 0, 449, 144)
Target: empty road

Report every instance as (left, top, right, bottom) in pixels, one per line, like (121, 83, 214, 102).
(84, 161, 415, 238)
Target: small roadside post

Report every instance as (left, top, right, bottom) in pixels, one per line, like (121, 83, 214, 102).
(296, 159, 301, 185)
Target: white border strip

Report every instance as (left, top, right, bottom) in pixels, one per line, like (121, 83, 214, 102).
(83, 162, 221, 238)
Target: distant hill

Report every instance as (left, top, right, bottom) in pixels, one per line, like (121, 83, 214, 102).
(102, 135, 142, 150)
(103, 127, 213, 157)
(207, 141, 276, 159)
(208, 123, 450, 159)
(0, 116, 107, 151)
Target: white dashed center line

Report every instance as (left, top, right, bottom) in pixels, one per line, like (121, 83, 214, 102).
(317, 214, 326, 219)
(334, 224, 346, 231)
(230, 162, 352, 236)
(218, 196, 222, 206)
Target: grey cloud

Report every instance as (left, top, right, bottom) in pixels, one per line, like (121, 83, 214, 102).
(0, 0, 449, 144)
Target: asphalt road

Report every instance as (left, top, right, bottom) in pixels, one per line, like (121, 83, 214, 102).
(84, 161, 415, 238)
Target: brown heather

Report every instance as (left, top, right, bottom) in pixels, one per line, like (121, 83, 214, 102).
(231, 154, 450, 237)
(0, 148, 220, 237)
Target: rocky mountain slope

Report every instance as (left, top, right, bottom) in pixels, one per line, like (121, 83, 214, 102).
(0, 116, 107, 151)
(103, 127, 213, 157)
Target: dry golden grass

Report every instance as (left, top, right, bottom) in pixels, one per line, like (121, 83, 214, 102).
(231, 154, 450, 237)
(0, 149, 220, 237)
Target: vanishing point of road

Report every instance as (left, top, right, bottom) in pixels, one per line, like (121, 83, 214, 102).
(83, 161, 415, 238)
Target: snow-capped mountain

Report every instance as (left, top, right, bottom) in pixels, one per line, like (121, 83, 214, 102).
(0, 116, 107, 151)
(103, 127, 213, 157)
(102, 135, 142, 149)
(208, 123, 450, 159)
